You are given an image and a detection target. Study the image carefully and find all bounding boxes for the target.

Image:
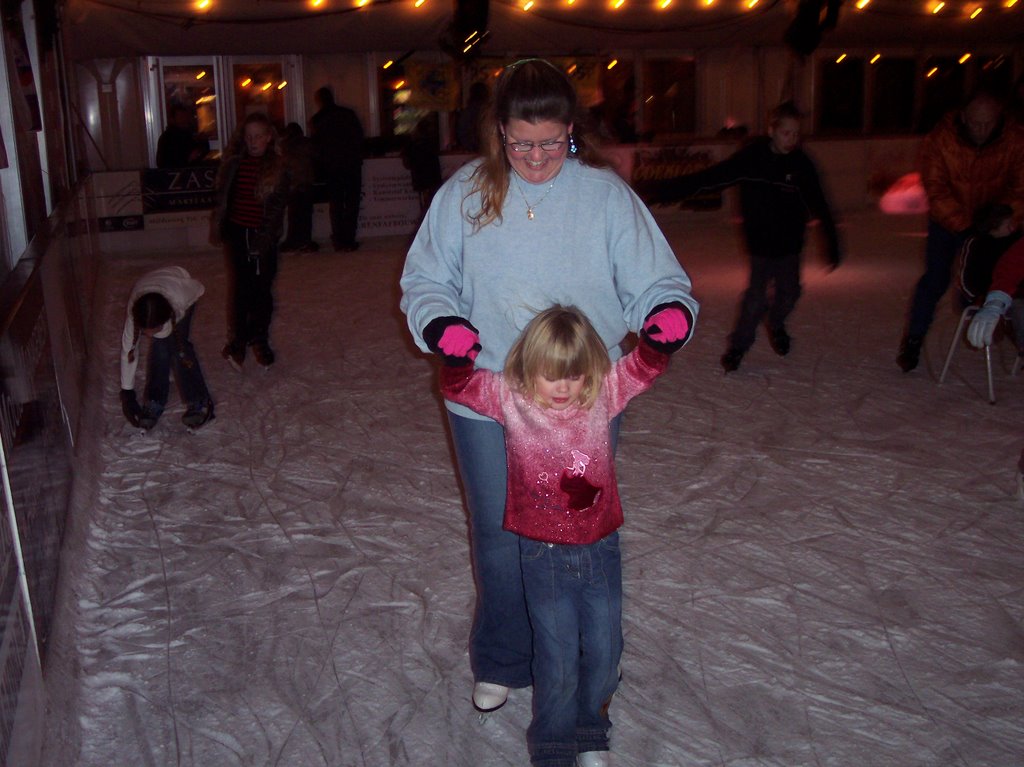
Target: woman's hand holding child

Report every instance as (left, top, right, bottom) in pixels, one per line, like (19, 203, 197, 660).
(423, 316, 481, 364)
(641, 303, 691, 354)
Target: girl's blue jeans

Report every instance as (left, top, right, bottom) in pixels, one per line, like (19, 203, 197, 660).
(446, 411, 622, 692)
(522, 533, 622, 767)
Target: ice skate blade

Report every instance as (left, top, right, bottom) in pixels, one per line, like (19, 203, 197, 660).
(185, 415, 215, 434)
(473, 700, 506, 716)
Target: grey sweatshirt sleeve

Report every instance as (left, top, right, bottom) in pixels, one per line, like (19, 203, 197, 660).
(603, 173, 699, 336)
(399, 169, 473, 353)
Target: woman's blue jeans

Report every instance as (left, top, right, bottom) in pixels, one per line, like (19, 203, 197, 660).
(446, 411, 623, 694)
(521, 534, 622, 767)
(447, 412, 534, 689)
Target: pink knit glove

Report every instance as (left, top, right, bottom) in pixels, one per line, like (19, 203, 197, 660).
(643, 307, 689, 343)
(438, 324, 480, 360)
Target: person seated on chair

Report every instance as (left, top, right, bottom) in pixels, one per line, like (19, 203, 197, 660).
(957, 202, 1020, 307)
(966, 233, 1024, 353)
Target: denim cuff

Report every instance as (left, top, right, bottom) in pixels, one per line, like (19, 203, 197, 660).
(528, 742, 579, 767)
(576, 724, 611, 754)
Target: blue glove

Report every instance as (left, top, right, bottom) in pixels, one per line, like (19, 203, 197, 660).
(967, 291, 1011, 348)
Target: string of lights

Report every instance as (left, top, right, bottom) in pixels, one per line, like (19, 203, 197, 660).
(500, 0, 786, 35)
(81, 0, 1020, 24)
(83, 0, 401, 23)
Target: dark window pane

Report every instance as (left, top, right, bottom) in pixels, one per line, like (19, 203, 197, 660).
(591, 60, 637, 143)
(871, 58, 915, 134)
(163, 64, 217, 144)
(232, 62, 286, 132)
(641, 58, 696, 139)
(818, 57, 864, 134)
(919, 56, 963, 133)
(975, 55, 1013, 97)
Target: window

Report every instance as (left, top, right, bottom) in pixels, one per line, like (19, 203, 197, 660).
(870, 58, 915, 134)
(375, 58, 454, 154)
(920, 56, 965, 133)
(232, 61, 286, 132)
(641, 58, 696, 140)
(974, 54, 1013, 97)
(818, 56, 865, 134)
(591, 58, 637, 143)
(161, 62, 217, 159)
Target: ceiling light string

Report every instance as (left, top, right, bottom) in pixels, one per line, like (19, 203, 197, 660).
(84, 0, 1021, 31)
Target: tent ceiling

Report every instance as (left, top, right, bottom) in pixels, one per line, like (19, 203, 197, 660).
(63, 0, 1024, 60)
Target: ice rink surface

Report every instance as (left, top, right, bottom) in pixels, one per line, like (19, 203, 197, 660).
(40, 206, 1024, 767)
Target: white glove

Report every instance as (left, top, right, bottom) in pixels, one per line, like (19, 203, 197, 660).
(967, 291, 1011, 348)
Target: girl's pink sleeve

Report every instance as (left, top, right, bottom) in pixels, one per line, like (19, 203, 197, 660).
(603, 340, 670, 415)
(439, 364, 506, 422)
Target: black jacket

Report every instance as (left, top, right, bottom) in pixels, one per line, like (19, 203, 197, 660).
(310, 104, 364, 175)
(648, 136, 840, 264)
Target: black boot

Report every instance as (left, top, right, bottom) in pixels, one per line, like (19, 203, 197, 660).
(222, 341, 245, 371)
(721, 348, 744, 373)
(769, 326, 791, 357)
(250, 340, 275, 368)
(897, 335, 923, 372)
(182, 400, 215, 429)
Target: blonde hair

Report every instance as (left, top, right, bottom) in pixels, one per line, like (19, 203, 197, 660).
(504, 305, 611, 410)
(467, 58, 603, 231)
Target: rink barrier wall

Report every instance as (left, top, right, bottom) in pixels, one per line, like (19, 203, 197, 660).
(0, 183, 100, 767)
(89, 154, 476, 254)
(86, 137, 922, 254)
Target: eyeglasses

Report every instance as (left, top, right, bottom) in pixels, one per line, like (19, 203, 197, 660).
(504, 139, 566, 153)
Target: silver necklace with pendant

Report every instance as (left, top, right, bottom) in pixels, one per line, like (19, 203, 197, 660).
(512, 171, 556, 220)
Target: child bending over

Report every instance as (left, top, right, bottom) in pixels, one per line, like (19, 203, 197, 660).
(120, 266, 214, 431)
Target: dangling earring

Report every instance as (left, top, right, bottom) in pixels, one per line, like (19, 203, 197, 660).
(568, 133, 579, 155)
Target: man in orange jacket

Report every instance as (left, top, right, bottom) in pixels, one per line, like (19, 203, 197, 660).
(897, 89, 1024, 372)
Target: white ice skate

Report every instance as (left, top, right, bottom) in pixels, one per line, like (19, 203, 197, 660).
(577, 751, 611, 767)
(472, 682, 509, 713)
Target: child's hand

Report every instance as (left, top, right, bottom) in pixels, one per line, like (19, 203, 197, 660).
(120, 389, 143, 427)
(423, 316, 481, 364)
(641, 303, 691, 354)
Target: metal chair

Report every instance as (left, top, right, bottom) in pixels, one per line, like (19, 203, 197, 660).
(939, 305, 1022, 404)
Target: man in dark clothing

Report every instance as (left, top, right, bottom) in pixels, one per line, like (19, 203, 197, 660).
(896, 90, 1024, 373)
(309, 86, 364, 252)
(156, 105, 208, 168)
(642, 101, 841, 373)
